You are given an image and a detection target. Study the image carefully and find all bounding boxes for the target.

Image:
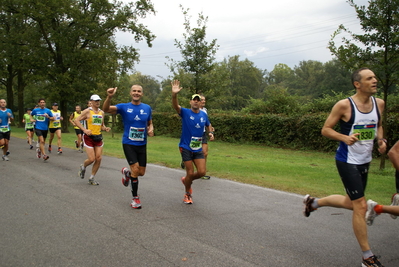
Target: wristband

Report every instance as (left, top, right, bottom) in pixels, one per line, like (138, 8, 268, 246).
(379, 138, 387, 143)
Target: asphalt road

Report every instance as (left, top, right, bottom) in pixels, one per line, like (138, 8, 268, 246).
(1, 137, 398, 266)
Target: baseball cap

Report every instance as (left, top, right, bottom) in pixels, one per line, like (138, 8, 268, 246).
(90, 94, 102, 101)
(191, 94, 201, 100)
(52, 103, 58, 106)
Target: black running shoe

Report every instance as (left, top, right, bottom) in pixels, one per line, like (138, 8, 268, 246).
(362, 255, 384, 267)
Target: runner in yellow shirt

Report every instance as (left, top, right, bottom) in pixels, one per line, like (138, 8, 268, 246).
(48, 103, 63, 154)
(74, 95, 110, 185)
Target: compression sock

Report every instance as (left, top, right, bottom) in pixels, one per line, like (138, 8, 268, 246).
(131, 177, 139, 197)
(374, 204, 383, 214)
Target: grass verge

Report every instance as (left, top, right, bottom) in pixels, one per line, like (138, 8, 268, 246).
(10, 127, 396, 205)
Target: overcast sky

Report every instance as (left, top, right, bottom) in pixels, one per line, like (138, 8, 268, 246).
(116, 0, 369, 81)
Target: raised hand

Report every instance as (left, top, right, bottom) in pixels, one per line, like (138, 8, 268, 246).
(107, 87, 117, 96)
(171, 80, 182, 94)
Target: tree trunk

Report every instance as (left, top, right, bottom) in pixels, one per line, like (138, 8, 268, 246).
(60, 99, 69, 133)
(17, 69, 26, 127)
(379, 84, 389, 170)
(6, 65, 15, 111)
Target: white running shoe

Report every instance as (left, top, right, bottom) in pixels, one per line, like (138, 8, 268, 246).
(131, 197, 141, 209)
(365, 199, 379, 226)
(390, 193, 399, 219)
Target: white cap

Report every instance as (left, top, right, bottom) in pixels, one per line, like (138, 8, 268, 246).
(90, 94, 101, 101)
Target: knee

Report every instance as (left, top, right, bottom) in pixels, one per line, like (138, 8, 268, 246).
(197, 170, 206, 177)
(353, 199, 367, 214)
(95, 155, 102, 163)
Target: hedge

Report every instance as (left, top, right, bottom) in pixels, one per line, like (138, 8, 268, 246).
(150, 112, 399, 153)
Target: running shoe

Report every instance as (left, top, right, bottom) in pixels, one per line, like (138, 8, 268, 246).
(303, 194, 317, 217)
(2, 155, 9, 161)
(365, 199, 379, 226)
(130, 197, 142, 209)
(75, 140, 79, 148)
(180, 160, 185, 169)
(43, 155, 49, 161)
(183, 193, 193, 204)
(48, 145, 52, 153)
(88, 179, 99, 185)
(181, 177, 193, 195)
(362, 255, 384, 267)
(202, 176, 211, 180)
(121, 167, 131, 187)
(79, 164, 86, 179)
(36, 148, 41, 159)
(57, 148, 62, 154)
(30, 145, 33, 150)
(390, 193, 399, 219)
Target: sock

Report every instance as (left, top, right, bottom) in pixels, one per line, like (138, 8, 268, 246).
(131, 177, 139, 197)
(396, 170, 399, 193)
(311, 198, 319, 209)
(362, 250, 373, 260)
(89, 175, 94, 179)
(374, 204, 383, 214)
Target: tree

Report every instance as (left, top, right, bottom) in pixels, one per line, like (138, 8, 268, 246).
(266, 63, 295, 87)
(328, 0, 399, 169)
(0, 0, 156, 131)
(293, 60, 325, 97)
(167, 5, 218, 94)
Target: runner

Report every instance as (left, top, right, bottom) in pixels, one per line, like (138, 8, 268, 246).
(48, 103, 63, 154)
(0, 99, 14, 161)
(103, 85, 154, 209)
(69, 105, 85, 152)
(22, 108, 34, 149)
(171, 80, 214, 204)
(74, 94, 111, 185)
(30, 99, 54, 161)
(199, 94, 214, 179)
(303, 68, 386, 267)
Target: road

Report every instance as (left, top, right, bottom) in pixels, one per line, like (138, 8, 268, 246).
(0, 137, 398, 266)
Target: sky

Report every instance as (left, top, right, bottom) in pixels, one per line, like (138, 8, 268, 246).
(116, 0, 369, 81)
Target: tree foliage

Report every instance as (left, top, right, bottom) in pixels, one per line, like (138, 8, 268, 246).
(167, 5, 218, 94)
(0, 0, 156, 129)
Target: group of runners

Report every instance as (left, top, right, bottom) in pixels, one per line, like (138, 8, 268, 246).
(4, 69, 399, 265)
(1, 81, 214, 210)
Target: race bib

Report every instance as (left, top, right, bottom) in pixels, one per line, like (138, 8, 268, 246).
(353, 123, 376, 144)
(190, 136, 202, 150)
(36, 115, 46, 122)
(0, 126, 9, 132)
(129, 127, 145, 141)
(53, 122, 60, 127)
(92, 115, 103, 125)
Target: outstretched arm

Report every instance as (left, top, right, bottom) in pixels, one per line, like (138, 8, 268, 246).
(171, 80, 182, 114)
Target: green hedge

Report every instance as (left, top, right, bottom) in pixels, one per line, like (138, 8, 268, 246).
(151, 112, 399, 153)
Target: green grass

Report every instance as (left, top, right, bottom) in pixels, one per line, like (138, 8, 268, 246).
(11, 127, 396, 205)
